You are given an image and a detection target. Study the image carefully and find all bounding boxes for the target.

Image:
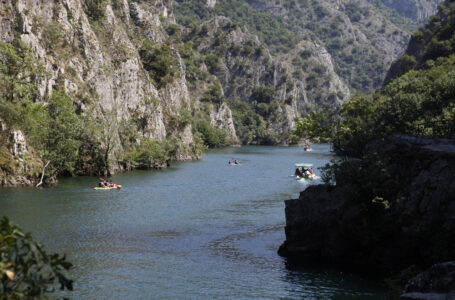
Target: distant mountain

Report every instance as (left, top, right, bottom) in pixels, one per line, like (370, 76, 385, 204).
(386, 0, 455, 82)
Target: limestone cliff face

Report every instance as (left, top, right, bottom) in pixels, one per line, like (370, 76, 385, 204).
(0, 0, 240, 183)
(279, 135, 455, 273)
(184, 16, 315, 142)
(380, 0, 442, 22)
(209, 103, 239, 144)
(244, 0, 411, 92)
(12, 0, 199, 165)
(0, 120, 43, 187)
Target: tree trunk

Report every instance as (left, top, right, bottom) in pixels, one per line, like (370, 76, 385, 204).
(36, 160, 50, 187)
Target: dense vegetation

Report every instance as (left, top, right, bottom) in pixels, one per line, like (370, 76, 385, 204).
(292, 2, 455, 290)
(0, 217, 73, 298)
(174, 0, 299, 54)
(387, 0, 455, 81)
(293, 1, 455, 157)
(0, 40, 194, 178)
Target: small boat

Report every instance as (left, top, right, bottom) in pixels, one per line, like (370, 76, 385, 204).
(303, 146, 313, 151)
(294, 163, 315, 180)
(228, 159, 242, 166)
(93, 184, 122, 190)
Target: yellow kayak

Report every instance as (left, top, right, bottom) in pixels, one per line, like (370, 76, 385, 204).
(93, 185, 122, 190)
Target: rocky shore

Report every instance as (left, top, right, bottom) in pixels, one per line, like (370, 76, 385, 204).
(278, 135, 455, 292)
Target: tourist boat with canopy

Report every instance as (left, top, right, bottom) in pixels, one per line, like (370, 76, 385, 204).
(294, 163, 315, 179)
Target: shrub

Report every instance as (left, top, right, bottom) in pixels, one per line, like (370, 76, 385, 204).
(201, 84, 224, 104)
(250, 85, 276, 104)
(195, 120, 228, 148)
(139, 41, 178, 88)
(0, 217, 73, 298)
(84, 0, 107, 21)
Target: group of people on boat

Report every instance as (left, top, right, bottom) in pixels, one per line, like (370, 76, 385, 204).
(98, 178, 114, 188)
(228, 158, 241, 165)
(295, 167, 314, 178)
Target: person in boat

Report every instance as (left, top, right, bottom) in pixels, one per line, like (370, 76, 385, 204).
(234, 159, 240, 165)
(295, 167, 303, 177)
(304, 169, 311, 177)
(309, 168, 314, 176)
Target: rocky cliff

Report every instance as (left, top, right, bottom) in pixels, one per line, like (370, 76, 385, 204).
(0, 0, 239, 185)
(400, 261, 455, 299)
(0, 120, 43, 187)
(380, 0, 442, 22)
(279, 135, 455, 274)
(174, 0, 440, 130)
(385, 0, 453, 83)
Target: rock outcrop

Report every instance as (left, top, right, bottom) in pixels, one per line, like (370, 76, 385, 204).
(0, 121, 43, 187)
(400, 261, 455, 300)
(381, 0, 442, 22)
(210, 103, 239, 144)
(279, 135, 455, 273)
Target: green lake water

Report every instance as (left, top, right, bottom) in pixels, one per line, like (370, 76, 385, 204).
(0, 145, 385, 299)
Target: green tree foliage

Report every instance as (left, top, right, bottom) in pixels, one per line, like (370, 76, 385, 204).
(30, 91, 81, 176)
(204, 54, 220, 73)
(226, 98, 268, 144)
(250, 85, 275, 104)
(334, 55, 455, 156)
(174, 0, 299, 53)
(0, 217, 73, 298)
(139, 41, 178, 88)
(389, 1, 455, 81)
(84, 0, 107, 21)
(201, 84, 224, 104)
(195, 120, 228, 148)
(292, 110, 335, 143)
(0, 40, 39, 126)
(126, 138, 174, 169)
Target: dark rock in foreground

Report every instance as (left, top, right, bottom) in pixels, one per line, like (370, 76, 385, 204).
(278, 135, 455, 274)
(400, 261, 455, 300)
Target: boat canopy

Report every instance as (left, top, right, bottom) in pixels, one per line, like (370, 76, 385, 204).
(295, 163, 313, 168)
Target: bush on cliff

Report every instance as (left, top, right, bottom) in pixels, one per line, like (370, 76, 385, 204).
(125, 138, 174, 169)
(140, 42, 178, 88)
(195, 120, 229, 148)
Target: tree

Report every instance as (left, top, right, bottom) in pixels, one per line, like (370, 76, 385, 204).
(31, 91, 81, 177)
(0, 217, 73, 298)
(201, 83, 224, 104)
(292, 110, 336, 143)
(139, 42, 178, 88)
(250, 85, 276, 104)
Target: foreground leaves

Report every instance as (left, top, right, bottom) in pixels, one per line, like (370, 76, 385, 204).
(0, 217, 73, 299)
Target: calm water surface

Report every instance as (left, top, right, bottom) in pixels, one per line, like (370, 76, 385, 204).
(0, 145, 385, 299)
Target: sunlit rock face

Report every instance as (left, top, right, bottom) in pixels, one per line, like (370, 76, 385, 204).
(381, 0, 442, 22)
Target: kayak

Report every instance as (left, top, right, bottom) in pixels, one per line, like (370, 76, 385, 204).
(93, 185, 122, 190)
